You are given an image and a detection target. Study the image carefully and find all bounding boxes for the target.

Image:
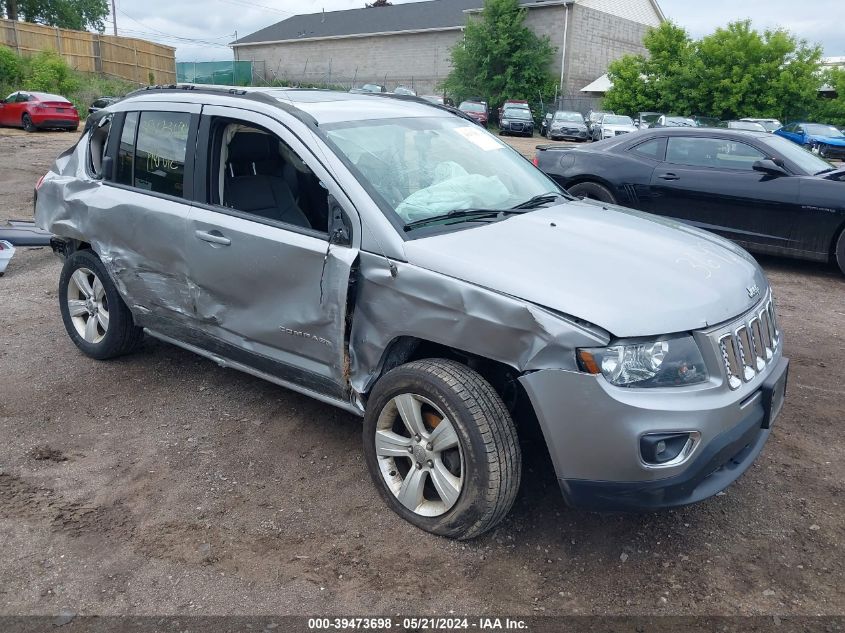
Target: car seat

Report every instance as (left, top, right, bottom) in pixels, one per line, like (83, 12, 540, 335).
(223, 132, 310, 228)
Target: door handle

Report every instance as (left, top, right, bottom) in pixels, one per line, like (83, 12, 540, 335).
(194, 230, 231, 246)
(658, 173, 680, 181)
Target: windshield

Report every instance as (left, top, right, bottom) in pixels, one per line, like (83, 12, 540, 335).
(641, 113, 660, 123)
(590, 112, 610, 122)
(805, 124, 844, 138)
(603, 115, 633, 125)
(763, 135, 833, 175)
(759, 121, 781, 132)
(666, 117, 696, 127)
(554, 112, 583, 122)
(324, 116, 561, 228)
(503, 108, 532, 120)
(459, 102, 485, 114)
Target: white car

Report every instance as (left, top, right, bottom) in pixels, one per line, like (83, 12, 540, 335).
(740, 118, 782, 133)
(592, 114, 638, 141)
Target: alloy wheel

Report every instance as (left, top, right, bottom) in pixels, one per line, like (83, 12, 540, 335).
(374, 393, 464, 517)
(66, 267, 110, 344)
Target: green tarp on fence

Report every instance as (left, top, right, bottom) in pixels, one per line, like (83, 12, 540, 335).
(176, 61, 253, 86)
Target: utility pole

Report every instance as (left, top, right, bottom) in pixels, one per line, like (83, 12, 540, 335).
(111, 0, 117, 35)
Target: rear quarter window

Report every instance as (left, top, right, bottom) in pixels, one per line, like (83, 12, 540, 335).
(115, 111, 191, 197)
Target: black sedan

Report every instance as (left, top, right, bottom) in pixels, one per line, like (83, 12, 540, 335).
(535, 128, 845, 275)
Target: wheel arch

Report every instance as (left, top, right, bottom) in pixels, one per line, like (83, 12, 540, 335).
(365, 336, 544, 439)
(831, 218, 845, 262)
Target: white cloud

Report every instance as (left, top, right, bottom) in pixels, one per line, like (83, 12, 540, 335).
(106, 0, 844, 63)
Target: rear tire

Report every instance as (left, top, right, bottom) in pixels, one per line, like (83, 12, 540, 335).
(835, 230, 845, 277)
(22, 113, 36, 132)
(568, 181, 617, 204)
(363, 359, 521, 540)
(59, 249, 143, 360)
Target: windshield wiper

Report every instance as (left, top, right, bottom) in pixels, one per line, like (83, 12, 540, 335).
(815, 167, 836, 175)
(404, 208, 520, 232)
(511, 191, 570, 209)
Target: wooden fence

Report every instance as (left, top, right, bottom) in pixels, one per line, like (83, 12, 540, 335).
(0, 19, 176, 84)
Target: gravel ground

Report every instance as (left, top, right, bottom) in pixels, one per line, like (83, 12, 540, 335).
(0, 127, 843, 617)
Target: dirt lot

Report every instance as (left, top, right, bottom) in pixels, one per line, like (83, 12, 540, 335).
(0, 127, 843, 617)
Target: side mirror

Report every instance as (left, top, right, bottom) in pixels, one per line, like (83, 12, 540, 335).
(752, 159, 788, 177)
(0, 99, 6, 104)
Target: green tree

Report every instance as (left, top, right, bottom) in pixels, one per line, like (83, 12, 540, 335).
(25, 50, 79, 94)
(441, 0, 556, 118)
(604, 20, 823, 121)
(3, 0, 109, 32)
(812, 68, 845, 127)
(0, 46, 24, 85)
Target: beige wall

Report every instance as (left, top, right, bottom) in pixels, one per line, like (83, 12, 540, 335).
(236, 29, 463, 94)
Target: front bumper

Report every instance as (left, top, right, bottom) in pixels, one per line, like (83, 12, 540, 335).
(550, 129, 588, 140)
(519, 349, 788, 511)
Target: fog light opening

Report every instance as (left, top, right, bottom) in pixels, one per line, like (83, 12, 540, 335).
(640, 432, 700, 468)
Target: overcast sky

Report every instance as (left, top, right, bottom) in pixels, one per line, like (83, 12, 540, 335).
(103, 0, 845, 63)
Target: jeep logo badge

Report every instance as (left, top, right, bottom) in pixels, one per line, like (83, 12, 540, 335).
(747, 284, 760, 299)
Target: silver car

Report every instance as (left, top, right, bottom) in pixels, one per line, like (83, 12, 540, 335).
(35, 88, 789, 539)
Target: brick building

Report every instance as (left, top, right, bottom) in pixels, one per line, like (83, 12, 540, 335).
(231, 0, 664, 99)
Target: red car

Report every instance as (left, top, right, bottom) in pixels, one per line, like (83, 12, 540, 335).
(458, 100, 489, 127)
(0, 91, 79, 132)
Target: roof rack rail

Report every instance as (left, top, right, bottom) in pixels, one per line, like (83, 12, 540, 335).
(120, 84, 319, 128)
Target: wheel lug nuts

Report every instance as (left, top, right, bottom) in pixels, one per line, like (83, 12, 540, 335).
(426, 460, 433, 468)
(416, 462, 422, 469)
(407, 446, 413, 453)
(426, 442, 433, 451)
(414, 434, 421, 442)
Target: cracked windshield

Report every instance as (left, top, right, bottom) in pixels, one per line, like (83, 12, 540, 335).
(325, 117, 559, 227)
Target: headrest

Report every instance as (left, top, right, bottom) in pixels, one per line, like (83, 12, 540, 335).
(228, 132, 274, 163)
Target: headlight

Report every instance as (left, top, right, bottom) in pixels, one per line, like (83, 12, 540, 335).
(577, 335, 708, 388)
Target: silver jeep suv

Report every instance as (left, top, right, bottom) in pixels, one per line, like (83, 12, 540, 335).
(36, 87, 789, 539)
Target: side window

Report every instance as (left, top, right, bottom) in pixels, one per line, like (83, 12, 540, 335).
(4, 92, 16, 102)
(796, 126, 805, 134)
(211, 119, 329, 233)
(666, 138, 764, 171)
(116, 111, 138, 186)
(631, 138, 663, 159)
(16, 93, 29, 103)
(133, 111, 191, 197)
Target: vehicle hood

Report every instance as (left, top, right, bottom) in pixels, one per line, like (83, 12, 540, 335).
(602, 124, 638, 133)
(808, 134, 845, 146)
(402, 201, 768, 338)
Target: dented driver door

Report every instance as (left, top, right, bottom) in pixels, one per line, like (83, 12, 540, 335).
(182, 105, 360, 401)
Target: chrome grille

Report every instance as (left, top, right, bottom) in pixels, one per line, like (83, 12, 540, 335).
(718, 298, 780, 390)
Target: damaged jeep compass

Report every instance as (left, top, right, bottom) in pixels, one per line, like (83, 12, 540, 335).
(36, 87, 789, 539)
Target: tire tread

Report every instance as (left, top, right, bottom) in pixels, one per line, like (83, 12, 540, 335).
(390, 359, 521, 540)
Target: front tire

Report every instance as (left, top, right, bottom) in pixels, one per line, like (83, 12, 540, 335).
(59, 250, 143, 360)
(363, 359, 521, 540)
(835, 230, 845, 277)
(568, 181, 617, 204)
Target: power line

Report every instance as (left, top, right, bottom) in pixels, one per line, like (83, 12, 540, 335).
(211, 0, 293, 16)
